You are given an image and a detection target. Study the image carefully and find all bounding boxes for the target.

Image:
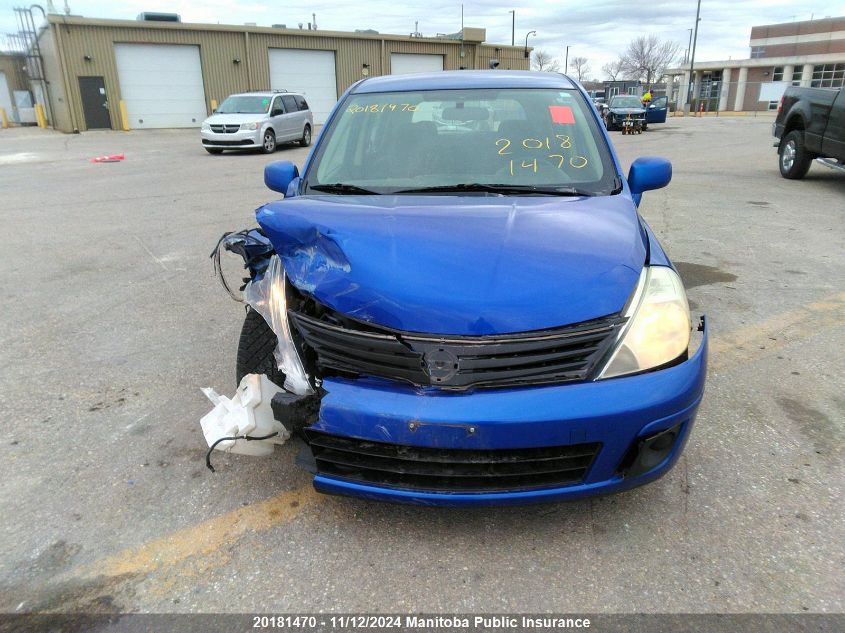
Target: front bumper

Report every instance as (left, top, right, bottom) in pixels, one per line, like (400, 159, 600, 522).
(200, 129, 261, 148)
(300, 318, 708, 506)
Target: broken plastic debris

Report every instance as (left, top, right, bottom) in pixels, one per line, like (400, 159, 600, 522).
(90, 154, 125, 163)
(209, 228, 274, 301)
(200, 374, 290, 460)
(243, 255, 315, 395)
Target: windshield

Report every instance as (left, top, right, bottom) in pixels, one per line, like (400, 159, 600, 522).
(216, 95, 271, 114)
(305, 88, 617, 195)
(610, 96, 643, 108)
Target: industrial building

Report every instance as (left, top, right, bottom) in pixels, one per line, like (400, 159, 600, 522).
(0, 51, 27, 123)
(1, 12, 530, 132)
(667, 16, 845, 112)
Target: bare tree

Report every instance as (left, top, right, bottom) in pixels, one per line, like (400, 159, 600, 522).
(569, 56, 590, 81)
(620, 35, 681, 85)
(531, 49, 561, 72)
(601, 59, 625, 81)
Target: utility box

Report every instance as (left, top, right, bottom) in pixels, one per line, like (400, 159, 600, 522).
(461, 28, 486, 43)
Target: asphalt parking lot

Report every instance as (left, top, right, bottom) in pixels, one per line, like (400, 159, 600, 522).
(0, 115, 843, 614)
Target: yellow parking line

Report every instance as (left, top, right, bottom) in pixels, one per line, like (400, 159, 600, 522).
(710, 291, 845, 371)
(52, 292, 843, 595)
(82, 484, 320, 581)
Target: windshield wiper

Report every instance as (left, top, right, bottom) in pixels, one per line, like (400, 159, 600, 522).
(393, 183, 596, 196)
(308, 183, 381, 195)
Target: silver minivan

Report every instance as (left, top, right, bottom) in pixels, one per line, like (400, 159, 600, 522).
(200, 90, 314, 154)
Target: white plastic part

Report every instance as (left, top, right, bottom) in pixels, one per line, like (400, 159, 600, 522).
(200, 374, 290, 457)
(243, 255, 315, 396)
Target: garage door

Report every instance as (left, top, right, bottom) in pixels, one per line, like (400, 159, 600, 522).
(390, 53, 444, 75)
(0, 72, 13, 119)
(114, 44, 207, 129)
(269, 49, 337, 125)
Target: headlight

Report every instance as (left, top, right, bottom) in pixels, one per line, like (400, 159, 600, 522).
(240, 122, 260, 131)
(598, 266, 691, 379)
(243, 256, 314, 395)
(201, 121, 211, 131)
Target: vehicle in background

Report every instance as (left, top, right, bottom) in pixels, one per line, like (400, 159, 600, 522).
(200, 91, 313, 155)
(211, 71, 708, 507)
(604, 95, 648, 132)
(774, 86, 845, 179)
(646, 96, 669, 125)
(592, 97, 608, 116)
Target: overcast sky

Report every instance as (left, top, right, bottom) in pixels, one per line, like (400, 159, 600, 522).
(2, 0, 843, 78)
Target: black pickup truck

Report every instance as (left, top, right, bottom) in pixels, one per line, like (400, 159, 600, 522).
(774, 86, 845, 179)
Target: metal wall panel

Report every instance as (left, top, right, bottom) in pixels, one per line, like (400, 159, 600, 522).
(43, 16, 530, 132)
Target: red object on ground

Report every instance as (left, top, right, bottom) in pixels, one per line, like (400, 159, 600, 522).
(548, 106, 575, 124)
(90, 154, 125, 163)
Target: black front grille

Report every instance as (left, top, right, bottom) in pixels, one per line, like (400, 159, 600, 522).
(202, 138, 254, 146)
(210, 124, 240, 133)
(306, 431, 601, 492)
(289, 309, 624, 390)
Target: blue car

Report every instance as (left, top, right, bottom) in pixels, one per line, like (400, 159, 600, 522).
(220, 70, 707, 507)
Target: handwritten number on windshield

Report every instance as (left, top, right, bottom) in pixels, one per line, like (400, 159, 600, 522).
(497, 136, 588, 171)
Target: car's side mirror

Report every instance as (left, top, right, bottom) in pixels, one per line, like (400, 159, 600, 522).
(628, 157, 672, 205)
(271, 108, 283, 117)
(265, 161, 299, 194)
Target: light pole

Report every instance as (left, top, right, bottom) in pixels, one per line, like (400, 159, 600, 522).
(684, 28, 692, 64)
(524, 30, 536, 59)
(686, 0, 702, 112)
(565, 45, 570, 73)
(509, 10, 515, 47)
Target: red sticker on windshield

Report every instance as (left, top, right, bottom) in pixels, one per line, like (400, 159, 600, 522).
(549, 105, 575, 124)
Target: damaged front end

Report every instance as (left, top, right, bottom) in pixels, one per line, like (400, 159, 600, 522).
(202, 230, 322, 469)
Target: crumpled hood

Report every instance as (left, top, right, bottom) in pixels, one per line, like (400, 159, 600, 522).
(256, 195, 646, 335)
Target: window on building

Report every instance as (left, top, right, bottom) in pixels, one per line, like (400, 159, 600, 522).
(698, 70, 722, 100)
(811, 63, 845, 88)
(772, 66, 784, 81)
(791, 67, 803, 86)
(750, 46, 766, 59)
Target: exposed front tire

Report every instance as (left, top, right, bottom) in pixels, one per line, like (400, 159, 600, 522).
(205, 148, 224, 155)
(299, 124, 312, 147)
(236, 308, 286, 387)
(779, 130, 813, 179)
(261, 130, 277, 154)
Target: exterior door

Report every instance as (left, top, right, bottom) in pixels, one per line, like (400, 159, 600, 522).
(78, 76, 111, 129)
(390, 53, 444, 75)
(114, 43, 206, 128)
(646, 96, 668, 124)
(281, 94, 301, 141)
(820, 90, 845, 160)
(268, 49, 337, 124)
(269, 96, 287, 139)
(0, 71, 14, 120)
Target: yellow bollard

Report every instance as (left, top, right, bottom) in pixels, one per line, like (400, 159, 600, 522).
(0, 107, 8, 128)
(34, 103, 47, 128)
(210, 98, 218, 112)
(119, 100, 130, 131)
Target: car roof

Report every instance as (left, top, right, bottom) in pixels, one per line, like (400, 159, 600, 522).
(229, 91, 304, 97)
(351, 70, 578, 94)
